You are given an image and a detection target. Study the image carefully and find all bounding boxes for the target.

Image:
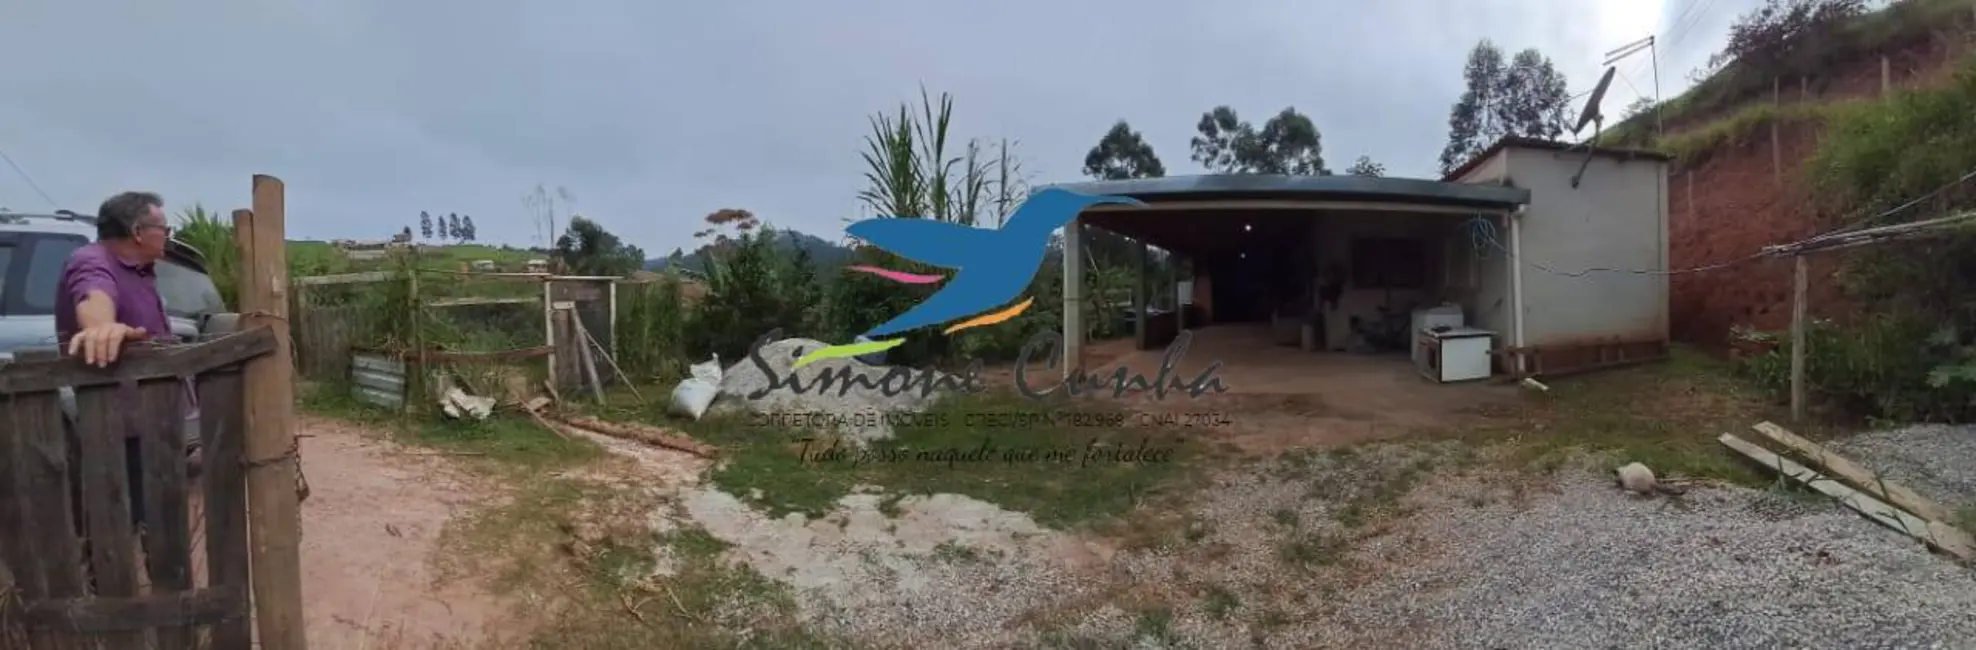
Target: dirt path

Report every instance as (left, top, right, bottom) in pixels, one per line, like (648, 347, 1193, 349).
(294, 415, 508, 649)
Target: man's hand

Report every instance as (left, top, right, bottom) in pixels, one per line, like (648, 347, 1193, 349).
(68, 323, 148, 367)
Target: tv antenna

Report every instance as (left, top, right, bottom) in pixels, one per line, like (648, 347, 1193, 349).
(1570, 66, 1618, 189)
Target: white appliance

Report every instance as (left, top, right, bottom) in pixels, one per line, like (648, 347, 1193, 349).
(1419, 327, 1495, 383)
(1410, 305, 1466, 368)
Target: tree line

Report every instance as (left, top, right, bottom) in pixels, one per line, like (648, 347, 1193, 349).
(1084, 39, 1577, 185)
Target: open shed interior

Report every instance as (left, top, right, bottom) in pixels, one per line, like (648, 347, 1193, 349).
(1081, 205, 1504, 356)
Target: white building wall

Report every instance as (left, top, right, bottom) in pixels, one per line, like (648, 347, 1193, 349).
(1502, 148, 1671, 347)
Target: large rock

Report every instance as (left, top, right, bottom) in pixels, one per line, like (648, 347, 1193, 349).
(715, 338, 948, 443)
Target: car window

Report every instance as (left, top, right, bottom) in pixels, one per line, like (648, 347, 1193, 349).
(157, 259, 226, 317)
(20, 236, 85, 314)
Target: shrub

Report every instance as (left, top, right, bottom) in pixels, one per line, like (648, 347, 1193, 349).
(1758, 52, 1976, 421)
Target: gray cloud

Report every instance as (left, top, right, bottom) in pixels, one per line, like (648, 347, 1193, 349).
(0, 0, 1756, 255)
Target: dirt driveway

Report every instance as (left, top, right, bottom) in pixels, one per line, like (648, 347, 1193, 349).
(293, 415, 508, 649)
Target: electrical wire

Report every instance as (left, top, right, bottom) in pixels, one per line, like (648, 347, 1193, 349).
(0, 144, 58, 210)
(1463, 215, 1765, 277)
(1666, 0, 1721, 51)
(1810, 166, 1976, 240)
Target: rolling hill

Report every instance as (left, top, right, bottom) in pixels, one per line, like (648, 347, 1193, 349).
(646, 229, 854, 273)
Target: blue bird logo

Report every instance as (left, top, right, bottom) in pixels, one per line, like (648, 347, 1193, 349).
(792, 188, 1141, 368)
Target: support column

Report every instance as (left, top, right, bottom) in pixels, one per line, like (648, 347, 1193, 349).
(1134, 239, 1149, 350)
(1062, 219, 1084, 380)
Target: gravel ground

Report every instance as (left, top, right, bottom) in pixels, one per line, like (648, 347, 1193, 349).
(647, 437, 1976, 649)
(1025, 445, 1976, 649)
(1830, 423, 1976, 513)
(1299, 473, 1976, 650)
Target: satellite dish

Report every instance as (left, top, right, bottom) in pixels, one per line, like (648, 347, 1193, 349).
(1574, 66, 1618, 135)
(1570, 66, 1620, 189)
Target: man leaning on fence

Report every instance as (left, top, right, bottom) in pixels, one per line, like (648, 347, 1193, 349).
(57, 191, 203, 533)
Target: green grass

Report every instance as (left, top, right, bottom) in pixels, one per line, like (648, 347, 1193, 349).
(596, 390, 1204, 530)
(1644, 99, 1861, 167)
(299, 382, 600, 470)
(1439, 347, 1830, 484)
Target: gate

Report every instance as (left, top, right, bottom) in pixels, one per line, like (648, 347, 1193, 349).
(0, 329, 275, 649)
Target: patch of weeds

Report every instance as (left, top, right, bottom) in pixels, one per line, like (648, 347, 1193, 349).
(299, 381, 599, 471)
(1200, 585, 1240, 620)
(1331, 455, 1435, 529)
(931, 540, 987, 564)
(1182, 517, 1214, 544)
(1131, 606, 1178, 644)
(441, 465, 853, 649)
(1957, 504, 1976, 536)
(413, 415, 602, 470)
(1279, 531, 1350, 568)
(1248, 608, 1290, 646)
(875, 493, 907, 518)
(604, 391, 1203, 530)
(1269, 508, 1300, 529)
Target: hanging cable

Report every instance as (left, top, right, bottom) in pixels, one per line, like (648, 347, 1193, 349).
(0, 144, 58, 210)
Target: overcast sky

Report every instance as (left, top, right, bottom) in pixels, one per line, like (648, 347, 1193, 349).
(0, 0, 1755, 258)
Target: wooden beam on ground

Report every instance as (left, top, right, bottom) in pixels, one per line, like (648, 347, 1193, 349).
(551, 414, 718, 458)
(1790, 254, 1808, 421)
(237, 176, 309, 649)
(1752, 421, 1958, 523)
(1719, 433, 1976, 562)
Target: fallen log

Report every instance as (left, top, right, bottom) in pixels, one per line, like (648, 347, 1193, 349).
(552, 414, 719, 459)
(1719, 433, 1975, 562)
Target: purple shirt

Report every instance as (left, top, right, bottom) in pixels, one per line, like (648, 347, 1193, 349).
(56, 242, 172, 345)
(57, 242, 199, 430)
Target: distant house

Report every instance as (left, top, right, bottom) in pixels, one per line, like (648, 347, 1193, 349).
(525, 259, 549, 273)
(470, 259, 496, 272)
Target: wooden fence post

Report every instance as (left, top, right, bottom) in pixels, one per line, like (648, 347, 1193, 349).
(1770, 76, 1782, 186)
(1790, 254, 1809, 422)
(1881, 55, 1892, 96)
(236, 175, 308, 649)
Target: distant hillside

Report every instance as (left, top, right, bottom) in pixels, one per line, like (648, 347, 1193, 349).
(646, 229, 854, 273)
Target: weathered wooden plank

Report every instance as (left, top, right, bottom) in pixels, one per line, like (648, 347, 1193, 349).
(136, 379, 192, 649)
(14, 390, 86, 602)
(0, 328, 276, 394)
(73, 382, 143, 648)
(19, 585, 245, 633)
(292, 270, 391, 286)
(0, 391, 43, 597)
(1751, 422, 1959, 524)
(198, 370, 251, 649)
(1720, 433, 1976, 562)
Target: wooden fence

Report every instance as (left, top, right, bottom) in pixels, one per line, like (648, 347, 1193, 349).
(0, 328, 276, 649)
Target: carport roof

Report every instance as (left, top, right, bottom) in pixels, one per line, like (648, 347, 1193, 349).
(1042, 174, 1531, 211)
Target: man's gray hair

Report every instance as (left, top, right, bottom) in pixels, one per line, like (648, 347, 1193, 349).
(97, 191, 164, 241)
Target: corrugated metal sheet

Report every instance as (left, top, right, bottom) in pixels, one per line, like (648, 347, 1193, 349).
(351, 353, 407, 408)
